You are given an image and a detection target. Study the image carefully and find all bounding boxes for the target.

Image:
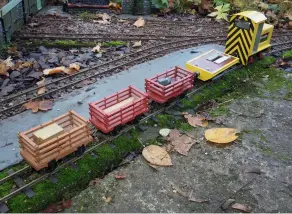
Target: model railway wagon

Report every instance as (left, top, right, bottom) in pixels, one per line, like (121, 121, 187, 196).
(19, 111, 93, 171)
(89, 86, 149, 134)
(145, 66, 195, 104)
(18, 11, 274, 171)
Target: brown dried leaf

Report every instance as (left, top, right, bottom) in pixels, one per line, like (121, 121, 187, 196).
(168, 129, 180, 141)
(184, 113, 208, 127)
(133, 17, 145, 27)
(115, 173, 126, 179)
(43, 66, 66, 75)
(142, 145, 172, 166)
(231, 203, 251, 213)
(37, 87, 46, 95)
(36, 78, 45, 87)
(69, 63, 80, 71)
(0, 62, 9, 77)
(91, 44, 101, 53)
(102, 196, 112, 204)
(38, 100, 53, 111)
(23, 101, 39, 113)
(93, 19, 110, 24)
(7, 46, 18, 54)
(172, 135, 194, 156)
(4, 56, 14, 68)
(132, 41, 142, 47)
(205, 128, 239, 144)
(27, 22, 40, 28)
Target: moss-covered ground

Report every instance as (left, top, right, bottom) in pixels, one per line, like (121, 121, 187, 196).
(24, 40, 127, 49)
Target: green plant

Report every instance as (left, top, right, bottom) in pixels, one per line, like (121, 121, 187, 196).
(213, 0, 228, 6)
(78, 11, 96, 20)
(208, 3, 230, 21)
(152, 0, 169, 9)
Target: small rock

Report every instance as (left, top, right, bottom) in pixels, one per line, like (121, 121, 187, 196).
(38, 61, 50, 69)
(8, 102, 13, 106)
(33, 62, 40, 70)
(89, 62, 96, 66)
(68, 55, 75, 60)
(285, 67, 292, 73)
(57, 52, 67, 59)
(77, 100, 83, 105)
(62, 60, 71, 67)
(221, 199, 235, 210)
(29, 52, 42, 60)
(39, 46, 48, 54)
(27, 71, 43, 79)
(48, 56, 59, 64)
(1, 79, 10, 89)
(12, 148, 15, 151)
(95, 53, 102, 58)
(1, 84, 16, 96)
(271, 51, 281, 57)
(9, 71, 21, 79)
(190, 50, 199, 54)
(21, 67, 32, 76)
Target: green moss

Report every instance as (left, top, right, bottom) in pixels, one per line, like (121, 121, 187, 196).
(156, 114, 172, 127)
(7, 133, 141, 213)
(209, 105, 229, 117)
(78, 11, 96, 20)
(177, 122, 193, 131)
(258, 56, 276, 67)
(282, 50, 292, 60)
(25, 40, 127, 49)
(284, 92, 292, 100)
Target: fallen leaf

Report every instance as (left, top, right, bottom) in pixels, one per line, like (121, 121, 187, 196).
(27, 22, 39, 28)
(36, 78, 45, 87)
(184, 113, 208, 127)
(231, 203, 251, 213)
(172, 135, 193, 156)
(142, 145, 172, 166)
(37, 87, 46, 95)
(159, 128, 171, 137)
(204, 128, 239, 144)
(168, 129, 180, 141)
(91, 43, 101, 53)
(171, 183, 188, 197)
(69, 63, 80, 71)
(132, 41, 142, 47)
(69, 49, 79, 54)
(7, 46, 18, 54)
(133, 17, 145, 27)
(42, 200, 71, 213)
(4, 56, 14, 68)
(102, 196, 112, 204)
(19, 61, 34, 69)
(89, 178, 101, 186)
(115, 173, 126, 179)
(96, 13, 111, 21)
(38, 100, 53, 111)
(188, 190, 209, 203)
(0, 62, 9, 76)
(43, 66, 66, 75)
(23, 101, 39, 113)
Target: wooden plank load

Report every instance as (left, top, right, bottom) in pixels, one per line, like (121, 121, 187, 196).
(18, 111, 93, 171)
(145, 66, 195, 103)
(89, 86, 149, 134)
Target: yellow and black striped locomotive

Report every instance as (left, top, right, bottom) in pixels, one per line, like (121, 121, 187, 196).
(186, 11, 274, 81)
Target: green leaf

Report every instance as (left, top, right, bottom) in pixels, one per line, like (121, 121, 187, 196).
(209, 4, 230, 21)
(151, 0, 169, 9)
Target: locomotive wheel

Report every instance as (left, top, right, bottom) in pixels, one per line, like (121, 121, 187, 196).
(248, 56, 254, 64)
(257, 52, 263, 60)
(75, 145, 85, 156)
(47, 160, 57, 172)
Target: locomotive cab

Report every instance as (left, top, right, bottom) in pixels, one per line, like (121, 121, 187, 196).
(186, 11, 274, 81)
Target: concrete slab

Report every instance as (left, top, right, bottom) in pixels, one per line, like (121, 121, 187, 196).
(0, 44, 224, 170)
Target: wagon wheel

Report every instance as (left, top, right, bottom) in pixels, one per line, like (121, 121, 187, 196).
(47, 160, 57, 172)
(75, 145, 86, 156)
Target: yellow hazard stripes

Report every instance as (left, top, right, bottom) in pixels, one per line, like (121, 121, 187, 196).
(225, 15, 255, 65)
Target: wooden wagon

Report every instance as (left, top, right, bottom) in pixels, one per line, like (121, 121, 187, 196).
(18, 110, 93, 171)
(145, 66, 195, 104)
(89, 86, 149, 134)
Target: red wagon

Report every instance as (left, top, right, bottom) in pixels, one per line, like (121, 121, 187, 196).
(89, 86, 149, 134)
(145, 66, 195, 104)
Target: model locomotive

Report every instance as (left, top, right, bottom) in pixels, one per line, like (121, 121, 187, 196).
(18, 11, 274, 171)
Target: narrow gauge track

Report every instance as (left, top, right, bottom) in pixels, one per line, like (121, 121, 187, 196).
(1, 36, 292, 118)
(14, 32, 292, 41)
(0, 63, 242, 206)
(0, 36, 227, 117)
(13, 32, 227, 41)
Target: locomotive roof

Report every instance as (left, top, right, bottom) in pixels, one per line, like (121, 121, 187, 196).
(233, 11, 267, 23)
